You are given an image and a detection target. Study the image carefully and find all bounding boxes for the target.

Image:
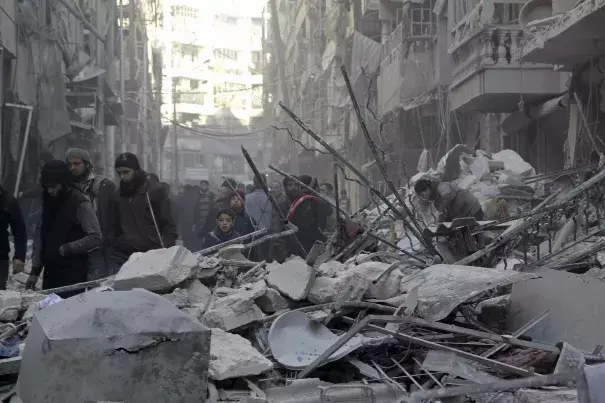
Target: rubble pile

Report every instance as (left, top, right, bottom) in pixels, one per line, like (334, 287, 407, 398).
(2, 146, 605, 402)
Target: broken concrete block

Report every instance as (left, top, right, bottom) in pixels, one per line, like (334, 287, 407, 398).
(209, 328, 273, 380)
(267, 257, 315, 301)
(475, 295, 510, 329)
(202, 281, 267, 330)
(316, 261, 347, 278)
(345, 262, 403, 300)
(180, 304, 205, 321)
(0, 291, 44, 322)
(255, 288, 289, 313)
(185, 279, 211, 306)
(113, 246, 197, 291)
(163, 288, 189, 308)
(514, 388, 578, 403)
(307, 271, 369, 305)
(18, 289, 211, 403)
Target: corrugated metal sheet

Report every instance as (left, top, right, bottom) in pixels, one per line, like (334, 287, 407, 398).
(502, 94, 568, 134)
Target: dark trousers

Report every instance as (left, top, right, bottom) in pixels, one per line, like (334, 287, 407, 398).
(0, 261, 8, 290)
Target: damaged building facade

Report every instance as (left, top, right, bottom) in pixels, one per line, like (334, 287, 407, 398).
(262, 0, 586, 210)
(0, 0, 161, 194)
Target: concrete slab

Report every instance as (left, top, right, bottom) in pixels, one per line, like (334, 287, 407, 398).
(266, 257, 315, 301)
(508, 267, 605, 352)
(185, 279, 211, 306)
(514, 388, 578, 403)
(209, 328, 273, 380)
(255, 288, 289, 313)
(113, 246, 198, 291)
(202, 281, 267, 331)
(17, 289, 211, 403)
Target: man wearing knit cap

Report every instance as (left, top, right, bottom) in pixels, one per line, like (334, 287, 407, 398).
(112, 152, 177, 266)
(25, 160, 103, 297)
(65, 147, 118, 280)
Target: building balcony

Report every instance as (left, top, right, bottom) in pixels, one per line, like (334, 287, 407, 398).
(449, 0, 568, 112)
(521, 0, 605, 69)
(377, 21, 436, 115)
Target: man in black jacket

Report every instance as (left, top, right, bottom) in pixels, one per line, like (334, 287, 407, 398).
(26, 161, 103, 297)
(0, 186, 27, 289)
(112, 153, 177, 268)
(65, 148, 118, 280)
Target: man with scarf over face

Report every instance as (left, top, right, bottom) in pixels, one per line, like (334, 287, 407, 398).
(287, 175, 327, 258)
(25, 161, 102, 297)
(112, 153, 177, 267)
(65, 148, 118, 280)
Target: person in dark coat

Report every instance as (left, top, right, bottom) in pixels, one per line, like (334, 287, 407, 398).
(26, 161, 102, 298)
(287, 175, 327, 258)
(214, 178, 237, 211)
(179, 184, 199, 250)
(201, 208, 240, 249)
(0, 186, 27, 289)
(414, 178, 484, 222)
(112, 153, 178, 267)
(229, 191, 255, 236)
(19, 149, 54, 238)
(194, 180, 215, 242)
(65, 147, 118, 280)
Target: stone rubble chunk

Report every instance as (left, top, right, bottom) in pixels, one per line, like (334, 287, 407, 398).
(345, 262, 403, 300)
(113, 246, 198, 291)
(475, 295, 510, 329)
(18, 289, 211, 403)
(255, 288, 289, 313)
(513, 388, 578, 403)
(163, 288, 189, 308)
(185, 279, 211, 305)
(202, 281, 267, 331)
(307, 271, 369, 305)
(0, 291, 45, 322)
(209, 328, 273, 380)
(180, 304, 205, 321)
(316, 261, 347, 278)
(266, 256, 315, 301)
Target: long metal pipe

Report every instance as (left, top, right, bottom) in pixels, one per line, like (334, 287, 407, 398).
(7, 103, 34, 197)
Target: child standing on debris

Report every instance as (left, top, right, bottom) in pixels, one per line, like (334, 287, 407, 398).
(201, 208, 241, 249)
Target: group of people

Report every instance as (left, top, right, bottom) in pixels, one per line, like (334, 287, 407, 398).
(186, 174, 351, 263)
(2, 149, 177, 297)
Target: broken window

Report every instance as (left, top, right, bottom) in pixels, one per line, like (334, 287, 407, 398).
(411, 0, 435, 37)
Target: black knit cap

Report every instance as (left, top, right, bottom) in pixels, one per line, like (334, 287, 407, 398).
(221, 178, 237, 189)
(115, 152, 141, 170)
(41, 160, 72, 186)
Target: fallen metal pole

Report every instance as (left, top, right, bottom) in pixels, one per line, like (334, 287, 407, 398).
(6, 103, 34, 198)
(341, 65, 425, 239)
(458, 170, 605, 265)
(405, 372, 576, 403)
(196, 229, 268, 256)
(342, 318, 534, 377)
(54, 0, 106, 42)
(366, 232, 428, 264)
(242, 224, 298, 249)
(41, 276, 112, 295)
(536, 226, 605, 266)
(482, 309, 549, 358)
(370, 315, 560, 354)
(278, 102, 434, 254)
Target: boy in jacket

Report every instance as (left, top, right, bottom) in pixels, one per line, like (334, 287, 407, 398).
(201, 209, 240, 249)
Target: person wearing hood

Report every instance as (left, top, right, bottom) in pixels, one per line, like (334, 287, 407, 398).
(26, 161, 102, 297)
(287, 175, 327, 257)
(229, 190, 256, 236)
(65, 147, 118, 280)
(112, 153, 177, 267)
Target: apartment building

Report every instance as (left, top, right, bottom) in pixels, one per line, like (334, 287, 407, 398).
(160, 0, 265, 184)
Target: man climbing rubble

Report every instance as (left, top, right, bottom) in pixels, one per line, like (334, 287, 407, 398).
(414, 177, 484, 222)
(111, 153, 177, 268)
(65, 147, 118, 280)
(26, 161, 102, 297)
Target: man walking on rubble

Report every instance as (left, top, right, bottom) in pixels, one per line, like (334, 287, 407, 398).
(112, 153, 177, 267)
(25, 161, 102, 297)
(65, 148, 118, 280)
(414, 177, 484, 222)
